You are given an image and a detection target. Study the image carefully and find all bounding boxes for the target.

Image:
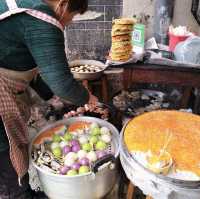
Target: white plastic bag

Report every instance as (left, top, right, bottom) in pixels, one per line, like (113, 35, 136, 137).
(174, 36, 200, 65)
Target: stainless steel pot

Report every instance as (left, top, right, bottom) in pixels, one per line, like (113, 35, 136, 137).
(120, 121, 200, 199)
(30, 117, 119, 199)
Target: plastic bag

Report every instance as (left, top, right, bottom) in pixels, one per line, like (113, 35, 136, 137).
(174, 36, 200, 65)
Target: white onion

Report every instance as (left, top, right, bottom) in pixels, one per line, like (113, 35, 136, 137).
(64, 152, 78, 161)
(100, 134, 111, 143)
(100, 127, 110, 135)
(77, 129, 84, 135)
(87, 151, 97, 162)
(64, 157, 75, 167)
(79, 136, 88, 144)
(51, 142, 60, 150)
(77, 150, 87, 159)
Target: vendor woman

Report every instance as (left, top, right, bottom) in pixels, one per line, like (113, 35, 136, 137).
(0, 0, 97, 198)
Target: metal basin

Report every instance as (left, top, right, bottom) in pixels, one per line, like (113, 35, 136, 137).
(69, 60, 107, 80)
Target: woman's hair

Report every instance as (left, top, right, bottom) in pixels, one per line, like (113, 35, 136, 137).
(67, 0, 88, 14)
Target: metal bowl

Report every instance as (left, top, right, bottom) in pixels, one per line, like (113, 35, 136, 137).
(69, 59, 107, 80)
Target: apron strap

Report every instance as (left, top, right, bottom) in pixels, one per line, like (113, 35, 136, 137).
(26, 10, 64, 31)
(6, 0, 18, 10)
(1, 0, 64, 31)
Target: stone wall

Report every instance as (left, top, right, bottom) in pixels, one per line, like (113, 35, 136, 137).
(65, 0, 123, 61)
(123, 0, 200, 39)
(65, 0, 200, 60)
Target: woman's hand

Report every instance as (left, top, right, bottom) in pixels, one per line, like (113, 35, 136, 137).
(82, 80, 99, 105)
(88, 92, 98, 105)
(47, 95, 64, 110)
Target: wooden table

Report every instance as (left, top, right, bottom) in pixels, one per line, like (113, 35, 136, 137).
(105, 62, 200, 199)
(107, 62, 200, 113)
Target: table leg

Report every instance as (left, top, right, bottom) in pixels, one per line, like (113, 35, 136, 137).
(194, 88, 200, 114)
(123, 69, 132, 90)
(101, 75, 109, 103)
(126, 182, 135, 199)
(180, 87, 193, 109)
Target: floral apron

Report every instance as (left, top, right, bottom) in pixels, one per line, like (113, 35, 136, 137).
(0, 0, 63, 183)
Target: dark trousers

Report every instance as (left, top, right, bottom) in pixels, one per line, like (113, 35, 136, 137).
(0, 149, 32, 199)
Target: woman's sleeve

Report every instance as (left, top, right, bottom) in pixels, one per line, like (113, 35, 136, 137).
(23, 15, 89, 106)
(30, 74, 54, 101)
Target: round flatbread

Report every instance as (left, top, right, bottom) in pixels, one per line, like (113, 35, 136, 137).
(112, 40, 132, 47)
(111, 52, 131, 61)
(112, 24, 133, 32)
(111, 56, 131, 62)
(111, 44, 132, 53)
(113, 18, 137, 25)
(111, 30, 132, 37)
(112, 34, 132, 42)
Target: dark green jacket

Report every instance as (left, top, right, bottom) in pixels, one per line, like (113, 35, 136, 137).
(0, 0, 89, 151)
(0, 0, 57, 16)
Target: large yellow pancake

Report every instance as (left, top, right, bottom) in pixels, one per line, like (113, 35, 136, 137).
(112, 34, 132, 42)
(124, 110, 200, 176)
(112, 24, 133, 32)
(110, 53, 131, 61)
(113, 18, 137, 25)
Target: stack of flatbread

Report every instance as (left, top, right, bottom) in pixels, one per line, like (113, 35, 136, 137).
(110, 18, 136, 62)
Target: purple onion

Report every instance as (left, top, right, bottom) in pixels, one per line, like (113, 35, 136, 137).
(62, 146, 72, 155)
(60, 166, 70, 175)
(70, 140, 80, 146)
(96, 150, 107, 159)
(71, 162, 81, 170)
(79, 157, 90, 166)
(72, 144, 81, 153)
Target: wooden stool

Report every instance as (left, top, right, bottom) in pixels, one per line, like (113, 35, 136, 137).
(82, 74, 109, 103)
(126, 182, 153, 199)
